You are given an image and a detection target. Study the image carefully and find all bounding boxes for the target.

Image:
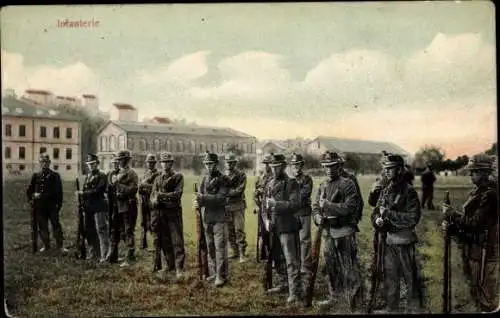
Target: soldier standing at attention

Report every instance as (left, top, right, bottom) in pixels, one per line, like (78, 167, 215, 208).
(368, 153, 391, 208)
(312, 151, 364, 311)
(26, 153, 67, 254)
(371, 154, 425, 313)
(106, 150, 139, 267)
(138, 154, 160, 250)
(263, 153, 302, 305)
(78, 154, 109, 263)
(339, 156, 364, 226)
(150, 152, 186, 279)
(193, 152, 230, 287)
(442, 154, 499, 313)
(420, 163, 437, 210)
(253, 153, 274, 260)
(289, 153, 314, 293)
(224, 153, 248, 263)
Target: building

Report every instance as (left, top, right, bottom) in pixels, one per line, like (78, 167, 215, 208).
(306, 136, 411, 173)
(96, 119, 257, 170)
(109, 103, 138, 122)
(2, 96, 82, 179)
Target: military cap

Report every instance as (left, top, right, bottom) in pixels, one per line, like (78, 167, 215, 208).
(261, 153, 274, 164)
(224, 153, 238, 163)
(320, 151, 342, 166)
(465, 154, 493, 171)
(86, 153, 99, 164)
(269, 153, 287, 167)
(145, 153, 157, 163)
(382, 154, 405, 169)
(38, 153, 51, 162)
(202, 151, 219, 164)
(110, 154, 119, 163)
(289, 153, 304, 165)
(159, 152, 174, 162)
(116, 149, 131, 160)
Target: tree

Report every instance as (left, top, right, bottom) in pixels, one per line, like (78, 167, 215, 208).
(226, 144, 254, 171)
(191, 155, 203, 175)
(343, 153, 360, 173)
(485, 142, 497, 156)
(56, 104, 107, 172)
(413, 145, 446, 171)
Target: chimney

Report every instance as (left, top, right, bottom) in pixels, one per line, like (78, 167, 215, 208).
(82, 94, 99, 112)
(23, 89, 54, 106)
(110, 103, 138, 122)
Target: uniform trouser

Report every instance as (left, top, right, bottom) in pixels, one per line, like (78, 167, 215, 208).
(84, 211, 109, 260)
(204, 221, 229, 281)
(324, 233, 364, 309)
(110, 206, 138, 260)
(467, 259, 499, 312)
(383, 243, 425, 312)
(258, 211, 270, 259)
(420, 187, 435, 209)
(273, 232, 302, 299)
(151, 207, 186, 271)
(227, 203, 247, 255)
(140, 200, 152, 247)
(36, 205, 64, 249)
(296, 214, 313, 288)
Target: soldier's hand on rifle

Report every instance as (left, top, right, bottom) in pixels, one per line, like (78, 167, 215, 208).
(264, 219, 271, 232)
(441, 220, 449, 232)
(33, 192, 41, 199)
(314, 214, 324, 226)
(441, 203, 452, 215)
(267, 198, 276, 208)
(375, 217, 384, 227)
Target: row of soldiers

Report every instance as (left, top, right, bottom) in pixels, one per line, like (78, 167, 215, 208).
(26, 149, 498, 312)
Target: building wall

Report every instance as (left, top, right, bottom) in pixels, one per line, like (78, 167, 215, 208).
(24, 92, 54, 106)
(2, 116, 81, 179)
(110, 107, 138, 122)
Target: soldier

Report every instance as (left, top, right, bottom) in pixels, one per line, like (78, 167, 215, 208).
(420, 162, 437, 210)
(370, 154, 425, 313)
(441, 154, 499, 313)
(138, 154, 160, 250)
(224, 153, 248, 263)
(263, 153, 302, 305)
(253, 153, 274, 260)
(312, 151, 364, 311)
(26, 153, 67, 254)
(368, 152, 391, 207)
(289, 153, 314, 293)
(78, 154, 109, 262)
(106, 150, 139, 267)
(150, 152, 186, 279)
(339, 156, 364, 225)
(193, 152, 230, 287)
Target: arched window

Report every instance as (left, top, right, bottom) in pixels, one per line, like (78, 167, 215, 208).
(154, 139, 160, 151)
(199, 142, 206, 153)
(166, 140, 173, 152)
(127, 137, 134, 150)
(139, 139, 147, 151)
(190, 140, 196, 153)
(100, 136, 108, 152)
(160, 139, 166, 151)
(109, 135, 117, 151)
(118, 135, 126, 150)
(176, 141, 183, 153)
(210, 143, 216, 153)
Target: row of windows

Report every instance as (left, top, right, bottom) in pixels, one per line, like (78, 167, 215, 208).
(99, 135, 255, 154)
(5, 163, 73, 171)
(4, 124, 73, 139)
(4, 147, 73, 160)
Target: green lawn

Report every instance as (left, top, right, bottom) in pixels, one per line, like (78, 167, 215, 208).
(3, 174, 477, 316)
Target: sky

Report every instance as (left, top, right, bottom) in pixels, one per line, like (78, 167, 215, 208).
(1, 2, 497, 158)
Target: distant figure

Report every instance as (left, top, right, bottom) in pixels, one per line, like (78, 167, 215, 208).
(403, 164, 415, 186)
(420, 163, 437, 210)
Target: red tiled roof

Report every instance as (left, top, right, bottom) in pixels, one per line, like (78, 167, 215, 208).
(25, 89, 52, 95)
(113, 103, 136, 110)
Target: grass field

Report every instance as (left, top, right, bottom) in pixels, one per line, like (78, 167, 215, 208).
(3, 174, 479, 316)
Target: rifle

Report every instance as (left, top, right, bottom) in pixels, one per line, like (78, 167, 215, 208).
(194, 183, 209, 280)
(442, 191, 452, 314)
(262, 221, 275, 291)
(75, 177, 86, 260)
(304, 189, 340, 307)
(255, 209, 261, 263)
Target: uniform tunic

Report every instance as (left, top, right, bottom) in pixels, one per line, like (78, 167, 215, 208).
(254, 171, 272, 259)
(138, 168, 160, 247)
(226, 168, 248, 255)
(150, 170, 185, 271)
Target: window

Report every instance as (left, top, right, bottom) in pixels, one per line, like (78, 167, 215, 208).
(40, 147, 47, 154)
(154, 139, 160, 151)
(19, 147, 26, 159)
(40, 126, 47, 138)
(19, 125, 26, 137)
(109, 135, 117, 151)
(118, 135, 126, 149)
(5, 124, 12, 137)
(166, 140, 172, 152)
(66, 148, 72, 160)
(6, 164, 12, 170)
(53, 164, 59, 171)
(66, 127, 73, 139)
(177, 141, 183, 153)
(5, 147, 11, 159)
(19, 164, 25, 171)
(53, 127, 60, 139)
(139, 139, 146, 151)
(127, 138, 134, 150)
(66, 165, 72, 170)
(190, 141, 196, 153)
(53, 148, 60, 159)
(210, 143, 216, 153)
(160, 139, 166, 151)
(199, 142, 205, 153)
